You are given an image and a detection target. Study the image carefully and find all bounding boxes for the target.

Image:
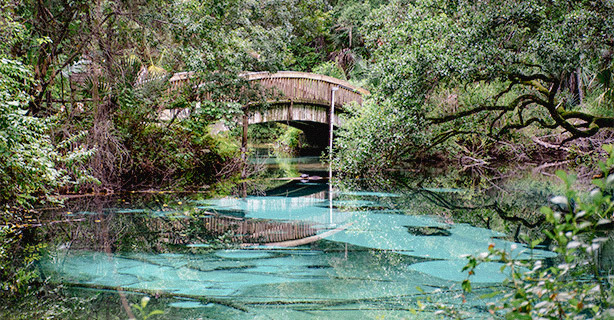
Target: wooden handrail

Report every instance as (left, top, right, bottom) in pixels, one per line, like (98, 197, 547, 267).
(240, 71, 370, 96)
(167, 71, 370, 102)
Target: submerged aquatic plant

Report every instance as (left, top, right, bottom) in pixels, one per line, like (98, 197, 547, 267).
(131, 296, 164, 320)
(462, 145, 614, 319)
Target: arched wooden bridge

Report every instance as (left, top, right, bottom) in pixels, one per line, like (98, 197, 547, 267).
(237, 71, 368, 127)
(167, 71, 368, 124)
(163, 71, 369, 147)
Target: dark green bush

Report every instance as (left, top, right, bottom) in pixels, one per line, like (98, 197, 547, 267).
(124, 122, 239, 189)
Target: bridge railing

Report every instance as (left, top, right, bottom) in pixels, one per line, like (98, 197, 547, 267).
(242, 71, 368, 108)
(167, 71, 369, 109)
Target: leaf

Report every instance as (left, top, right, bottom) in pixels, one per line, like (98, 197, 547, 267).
(593, 179, 605, 189)
(145, 310, 165, 319)
(540, 206, 553, 215)
(507, 314, 533, 320)
(480, 291, 501, 299)
(462, 279, 472, 293)
(131, 303, 142, 313)
(555, 170, 568, 182)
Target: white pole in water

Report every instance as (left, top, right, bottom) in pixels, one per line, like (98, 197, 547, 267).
(329, 87, 339, 227)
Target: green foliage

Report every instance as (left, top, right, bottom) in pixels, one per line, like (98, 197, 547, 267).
(286, 3, 332, 71)
(313, 60, 347, 80)
(0, 12, 96, 311)
(0, 58, 93, 207)
(172, 0, 333, 74)
(275, 126, 304, 152)
(342, 0, 614, 168)
(131, 296, 164, 320)
(0, 5, 27, 53)
(288, 41, 326, 72)
(0, 225, 46, 301)
(247, 122, 287, 145)
(332, 0, 371, 50)
(333, 1, 458, 176)
(125, 122, 238, 188)
(333, 99, 429, 177)
(361, 0, 455, 107)
(462, 145, 614, 319)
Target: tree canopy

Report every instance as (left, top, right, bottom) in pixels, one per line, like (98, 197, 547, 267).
(334, 0, 614, 175)
(384, 0, 612, 139)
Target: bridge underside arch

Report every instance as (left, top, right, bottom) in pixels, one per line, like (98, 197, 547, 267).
(247, 102, 341, 127)
(247, 102, 341, 148)
(267, 120, 333, 148)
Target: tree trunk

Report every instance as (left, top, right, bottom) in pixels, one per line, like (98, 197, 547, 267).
(577, 67, 584, 104)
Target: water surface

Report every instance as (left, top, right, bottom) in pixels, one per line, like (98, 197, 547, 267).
(40, 156, 555, 319)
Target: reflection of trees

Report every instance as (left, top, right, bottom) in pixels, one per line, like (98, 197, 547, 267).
(335, 172, 554, 243)
(412, 188, 546, 242)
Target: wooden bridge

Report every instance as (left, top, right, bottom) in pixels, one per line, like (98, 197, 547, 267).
(236, 71, 368, 126)
(163, 71, 369, 147)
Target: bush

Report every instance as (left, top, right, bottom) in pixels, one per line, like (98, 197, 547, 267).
(0, 59, 60, 206)
(333, 99, 429, 178)
(0, 224, 46, 301)
(461, 145, 614, 319)
(275, 126, 304, 152)
(248, 122, 287, 145)
(312, 60, 347, 80)
(125, 118, 240, 188)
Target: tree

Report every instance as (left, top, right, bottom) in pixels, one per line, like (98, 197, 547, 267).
(433, 0, 613, 143)
(7, 0, 92, 115)
(333, 0, 614, 175)
(0, 10, 93, 208)
(372, 0, 614, 142)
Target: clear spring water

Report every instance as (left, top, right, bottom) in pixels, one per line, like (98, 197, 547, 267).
(39, 157, 556, 319)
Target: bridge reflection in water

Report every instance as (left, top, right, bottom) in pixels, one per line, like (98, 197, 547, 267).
(49, 163, 342, 252)
(197, 215, 319, 246)
(191, 180, 351, 247)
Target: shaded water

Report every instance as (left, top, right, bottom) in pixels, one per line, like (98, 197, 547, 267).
(39, 156, 556, 319)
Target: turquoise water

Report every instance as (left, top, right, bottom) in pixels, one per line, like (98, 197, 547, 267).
(40, 158, 556, 319)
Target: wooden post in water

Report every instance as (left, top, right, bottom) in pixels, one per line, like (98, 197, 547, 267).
(329, 87, 338, 172)
(241, 113, 248, 180)
(329, 87, 339, 227)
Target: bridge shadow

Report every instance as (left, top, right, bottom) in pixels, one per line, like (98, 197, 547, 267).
(263, 178, 328, 198)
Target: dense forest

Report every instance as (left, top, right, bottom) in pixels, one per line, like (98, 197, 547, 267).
(2, 0, 614, 318)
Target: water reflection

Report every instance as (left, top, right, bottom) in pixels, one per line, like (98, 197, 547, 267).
(39, 156, 557, 319)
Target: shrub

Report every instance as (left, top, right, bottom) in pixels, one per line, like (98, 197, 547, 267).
(462, 145, 614, 319)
